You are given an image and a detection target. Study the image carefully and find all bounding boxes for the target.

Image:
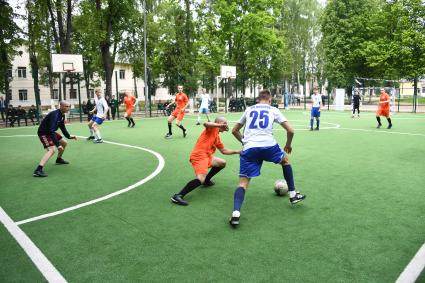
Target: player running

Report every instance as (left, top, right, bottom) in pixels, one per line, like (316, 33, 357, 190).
(87, 89, 109, 143)
(33, 101, 77, 177)
(229, 89, 306, 227)
(165, 85, 189, 138)
(171, 117, 240, 205)
(196, 89, 211, 125)
(123, 91, 137, 127)
(376, 88, 392, 129)
(310, 87, 322, 131)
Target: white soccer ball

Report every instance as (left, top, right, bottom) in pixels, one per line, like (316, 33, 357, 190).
(274, 179, 288, 196)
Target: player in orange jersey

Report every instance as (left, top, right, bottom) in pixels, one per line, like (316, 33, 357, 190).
(165, 85, 189, 138)
(171, 117, 241, 205)
(123, 91, 137, 127)
(376, 88, 392, 129)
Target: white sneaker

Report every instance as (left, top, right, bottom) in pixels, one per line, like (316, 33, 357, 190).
(229, 210, 240, 227)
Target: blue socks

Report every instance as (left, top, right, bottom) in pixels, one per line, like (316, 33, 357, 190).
(283, 164, 295, 191)
(310, 119, 314, 129)
(316, 119, 320, 128)
(233, 187, 245, 211)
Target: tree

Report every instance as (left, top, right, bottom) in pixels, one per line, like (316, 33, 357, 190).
(0, 0, 23, 102)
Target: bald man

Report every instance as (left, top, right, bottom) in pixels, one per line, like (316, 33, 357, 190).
(33, 101, 77, 177)
(171, 117, 240, 205)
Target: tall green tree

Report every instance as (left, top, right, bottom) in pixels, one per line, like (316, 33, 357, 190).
(0, 0, 23, 102)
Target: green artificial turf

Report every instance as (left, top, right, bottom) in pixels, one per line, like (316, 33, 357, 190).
(1, 110, 424, 282)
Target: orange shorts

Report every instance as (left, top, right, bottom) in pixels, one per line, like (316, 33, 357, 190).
(126, 108, 134, 117)
(190, 156, 213, 175)
(171, 108, 185, 121)
(376, 108, 390, 118)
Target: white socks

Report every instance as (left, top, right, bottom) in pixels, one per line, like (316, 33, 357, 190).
(95, 129, 102, 140)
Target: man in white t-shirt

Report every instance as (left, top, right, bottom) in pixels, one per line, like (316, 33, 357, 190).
(229, 89, 306, 227)
(196, 89, 211, 125)
(87, 89, 109, 143)
(310, 87, 322, 130)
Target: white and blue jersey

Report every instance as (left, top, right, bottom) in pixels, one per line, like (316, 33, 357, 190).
(311, 94, 321, 117)
(238, 104, 287, 178)
(199, 94, 210, 113)
(92, 96, 109, 124)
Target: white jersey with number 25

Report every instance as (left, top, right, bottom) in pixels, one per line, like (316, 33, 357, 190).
(239, 104, 287, 151)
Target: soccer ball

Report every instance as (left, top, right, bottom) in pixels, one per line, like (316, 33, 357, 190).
(274, 179, 288, 196)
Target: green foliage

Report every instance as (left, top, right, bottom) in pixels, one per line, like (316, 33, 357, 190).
(0, 1, 24, 95)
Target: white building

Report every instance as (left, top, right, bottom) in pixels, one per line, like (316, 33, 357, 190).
(1, 46, 174, 108)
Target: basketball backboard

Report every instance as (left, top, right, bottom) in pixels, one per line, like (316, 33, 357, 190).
(51, 54, 84, 73)
(220, 65, 236, 79)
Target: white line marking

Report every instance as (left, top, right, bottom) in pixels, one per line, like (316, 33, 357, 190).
(396, 243, 425, 283)
(0, 207, 67, 283)
(16, 137, 165, 225)
(335, 127, 425, 137)
(0, 134, 165, 225)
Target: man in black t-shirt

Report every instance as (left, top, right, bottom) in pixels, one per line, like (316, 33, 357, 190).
(352, 91, 361, 118)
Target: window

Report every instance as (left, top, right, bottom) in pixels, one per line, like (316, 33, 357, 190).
(119, 69, 125, 79)
(88, 89, 94, 99)
(422, 86, 425, 94)
(52, 89, 59, 100)
(7, 89, 12, 100)
(7, 69, 12, 78)
(18, 89, 28, 101)
(70, 89, 77, 99)
(18, 67, 26, 78)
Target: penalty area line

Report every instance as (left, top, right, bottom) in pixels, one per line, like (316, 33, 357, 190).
(396, 243, 425, 283)
(0, 207, 67, 283)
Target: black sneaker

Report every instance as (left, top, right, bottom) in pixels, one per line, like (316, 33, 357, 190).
(165, 133, 172, 139)
(310, 128, 313, 131)
(229, 211, 240, 228)
(86, 136, 95, 140)
(387, 124, 392, 129)
(33, 169, 48, 177)
(290, 192, 306, 204)
(93, 139, 103, 143)
(196, 122, 200, 125)
(183, 130, 187, 138)
(377, 124, 382, 129)
(314, 127, 319, 131)
(203, 180, 215, 187)
(131, 124, 135, 128)
(171, 194, 188, 206)
(56, 158, 69, 165)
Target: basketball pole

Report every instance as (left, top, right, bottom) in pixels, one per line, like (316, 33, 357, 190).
(77, 73, 82, 123)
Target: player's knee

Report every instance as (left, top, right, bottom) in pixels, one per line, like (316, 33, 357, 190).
(219, 160, 226, 168)
(197, 175, 206, 184)
(281, 157, 290, 166)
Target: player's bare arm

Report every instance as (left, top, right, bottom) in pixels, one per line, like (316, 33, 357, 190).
(219, 148, 241, 155)
(204, 122, 229, 131)
(280, 121, 294, 154)
(232, 123, 244, 144)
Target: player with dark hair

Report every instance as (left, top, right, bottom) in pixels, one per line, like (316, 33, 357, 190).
(33, 101, 77, 177)
(171, 117, 240, 205)
(165, 85, 189, 138)
(123, 91, 137, 127)
(352, 91, 361, 118)
(229, 89, 306, 227)
(376, 88, 392, 129)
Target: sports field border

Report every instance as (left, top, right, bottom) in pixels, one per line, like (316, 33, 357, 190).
(0, 114, 424, 282)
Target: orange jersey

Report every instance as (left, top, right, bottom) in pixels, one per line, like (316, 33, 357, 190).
(378, 93, 390, 110)
(190, 127, 224, 160)
(175, 92, 188, 109)
(124, 95, 136, 109)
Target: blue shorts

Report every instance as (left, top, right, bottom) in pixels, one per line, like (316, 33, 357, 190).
(239, 144, 285, 178)
(311, 107, 321, 118)
(91, 116, 104, 125)
(200, 107, 209, 114)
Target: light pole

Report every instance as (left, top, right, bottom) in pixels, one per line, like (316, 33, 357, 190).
(143, 0, 149, 118)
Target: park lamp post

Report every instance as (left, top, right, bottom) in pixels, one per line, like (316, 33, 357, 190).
(143, 0, 149, 118)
